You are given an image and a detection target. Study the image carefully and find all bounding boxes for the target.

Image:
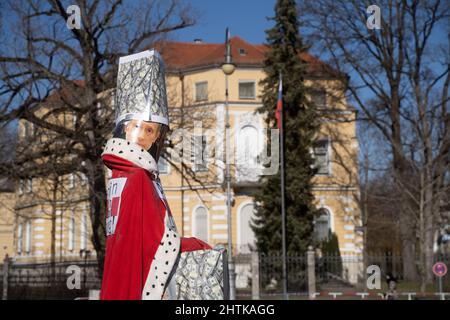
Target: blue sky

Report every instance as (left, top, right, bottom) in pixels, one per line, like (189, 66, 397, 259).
(171, 0, 276, 44)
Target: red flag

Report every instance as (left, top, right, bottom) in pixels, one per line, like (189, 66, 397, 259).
(275, 74, 283, 129)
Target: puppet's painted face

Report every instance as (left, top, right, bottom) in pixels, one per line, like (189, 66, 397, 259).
(125, 119, 161, 150)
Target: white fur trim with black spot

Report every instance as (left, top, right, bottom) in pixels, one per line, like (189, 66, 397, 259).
(141, 212, 181, 300)
(103, 137, 180, 300)
(102, 138, 158, 172)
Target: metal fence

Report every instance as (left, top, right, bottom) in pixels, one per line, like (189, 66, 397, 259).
(234, 252, 308, 299)
(1, 257, 101, 300)
(259, 254, 307, 294)
(2, 252, 449, 300)
(236, 252, 450, 299)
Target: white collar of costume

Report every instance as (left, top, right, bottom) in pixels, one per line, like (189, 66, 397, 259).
(102, 138, 158, 173)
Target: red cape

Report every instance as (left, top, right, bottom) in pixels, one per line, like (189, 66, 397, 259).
(100, 139, 210, 300)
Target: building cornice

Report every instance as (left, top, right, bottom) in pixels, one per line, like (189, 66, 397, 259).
(167, 64, 343, 82)
(14, 197, 90, 211)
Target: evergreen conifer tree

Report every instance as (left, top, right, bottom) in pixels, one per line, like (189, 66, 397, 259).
(251, 0, 319, 255)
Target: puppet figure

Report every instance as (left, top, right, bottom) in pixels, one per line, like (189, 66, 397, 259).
(100, 50, 213, 300)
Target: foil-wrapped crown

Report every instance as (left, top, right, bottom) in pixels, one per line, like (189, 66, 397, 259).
(115, 50, 169, 126)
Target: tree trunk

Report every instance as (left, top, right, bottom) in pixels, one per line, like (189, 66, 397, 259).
(50, 177, 58, 282)
(398, 172, 419, 282)
(424, 182, 435, 285)
(88, 156, 107, 278)
(401, 238, 418, 282)
(50, 204, 56, 281)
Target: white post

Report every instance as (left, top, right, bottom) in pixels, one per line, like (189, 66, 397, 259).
(307, 246, 316, 299)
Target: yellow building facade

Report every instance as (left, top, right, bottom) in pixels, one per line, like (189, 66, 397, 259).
(9, 38, 362, 284)
(158, 37, 363, 261)
(0, 179, 16, 258)
(13, 110, 95, 263)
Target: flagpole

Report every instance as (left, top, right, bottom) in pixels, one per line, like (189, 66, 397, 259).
(279, 72, 288, 300)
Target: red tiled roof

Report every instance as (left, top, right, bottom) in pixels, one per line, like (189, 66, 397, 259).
(155, 36, 342, 78)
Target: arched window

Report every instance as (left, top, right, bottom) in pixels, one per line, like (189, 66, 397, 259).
(237, 125, 259, 168)
(193, 206, 208, 242)
(314, 208, 331, 242)
(238, 203, 256, 253)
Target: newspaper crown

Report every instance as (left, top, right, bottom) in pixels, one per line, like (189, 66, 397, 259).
(115, 50, 169, 126)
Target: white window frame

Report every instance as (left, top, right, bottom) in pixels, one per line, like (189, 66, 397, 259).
(237, 202, 256, 254)
(17, 223, 23, 254)
(72, 112, 77, 129)
(238, 80, 256, 99)
(238, 48, 247, 56)
(25, 178, 33, 193)
(313, 138, 331, 175)
(194, 81, 208, 102)
(192, 205, 209, 242)
(314, 207, 335, 243)
(80, 212, 87, 250)
(68, 173, 75, 189)
(157, 156, 170, 175)
(237, 125, 259, 168)
(80, 172, 88, 186)
(191, 135, 208, 172)
(23, 121, 34, 138)
(68, 212, 75, 252)
(18, 179, 24, 195)
(25, 220, 32, 254)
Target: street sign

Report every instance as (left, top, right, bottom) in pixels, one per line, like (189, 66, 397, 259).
(433, 262, 448, 277)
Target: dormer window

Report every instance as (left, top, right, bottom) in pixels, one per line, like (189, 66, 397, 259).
(239, 48, 247, 56)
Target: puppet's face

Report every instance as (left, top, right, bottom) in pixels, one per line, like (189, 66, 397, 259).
(125, 119, 161, 150)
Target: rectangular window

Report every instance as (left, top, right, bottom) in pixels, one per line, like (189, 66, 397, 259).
(23, 121, 34, 138)
(73, 112, 77, 129)
(68, 173, 75, 189)
(68, 214, 75, 251)
(313, 140, 330, 175)
(25, 178, 33, 193)
(80, 213, 87, 250)
(25, 221, 32, 254)
(191, 135, 207, 172)
(195, 81, 208, 101)
(80, 173, 88, 186)
(17, 223, 23, 254)
(239, 81, 256, 99)
(96, 102, 104, 117)
(314, 217, 330, 242)
(158, 156, 169, 174)
(311, 89, 327, 107)
(18, 179, 24, 195)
